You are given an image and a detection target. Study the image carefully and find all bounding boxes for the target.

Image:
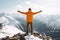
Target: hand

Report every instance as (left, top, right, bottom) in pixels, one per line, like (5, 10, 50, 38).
(17, 10, 20, 12)
(40, 10, 42, 12)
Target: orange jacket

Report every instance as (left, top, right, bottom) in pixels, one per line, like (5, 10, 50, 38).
(18, 10, 42, 22)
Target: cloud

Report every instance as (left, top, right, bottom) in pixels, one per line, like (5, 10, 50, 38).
(1, 5, 24, 13)
(15, 5, 23, 10)
(1, 0, 60, 15)
(0, 1, 45, 14)
(24, 1, 43, 12)
(25, 1, 31, 4)
(42, 0, 60, 15)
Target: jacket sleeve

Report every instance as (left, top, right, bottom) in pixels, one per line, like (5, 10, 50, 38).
(18, 11, 26, 15)
(33, 10, 42, 15)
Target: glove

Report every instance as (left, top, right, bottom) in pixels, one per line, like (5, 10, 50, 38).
(17, 10, 20, 12)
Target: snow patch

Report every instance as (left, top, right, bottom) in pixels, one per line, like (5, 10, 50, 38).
(25, 35, 43, 40)
(0, 25, 25, 38)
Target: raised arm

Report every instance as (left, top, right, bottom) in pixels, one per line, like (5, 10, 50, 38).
(33, 10, 42, 15)
(17, 10, 26, 15)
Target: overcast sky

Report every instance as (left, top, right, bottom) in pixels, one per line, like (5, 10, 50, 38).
(0, 0, 60, 15)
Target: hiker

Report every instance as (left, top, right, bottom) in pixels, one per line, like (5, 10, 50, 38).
(18, 8, 42, 35)
(0, 23, 3, 29)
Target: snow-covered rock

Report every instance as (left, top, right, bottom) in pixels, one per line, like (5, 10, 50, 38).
(0, 24, 52, 40)
(0, 25, 25, 38)
(25, 35, 43, 40)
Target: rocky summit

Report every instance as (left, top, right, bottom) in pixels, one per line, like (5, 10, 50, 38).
(0, 25, 53, 40)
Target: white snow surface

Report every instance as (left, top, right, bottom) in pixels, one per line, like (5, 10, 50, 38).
(0, 25, 25, 38)
(25, 35, 43, 40)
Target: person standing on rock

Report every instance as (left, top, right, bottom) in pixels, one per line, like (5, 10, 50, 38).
(18, 8, 42, 35)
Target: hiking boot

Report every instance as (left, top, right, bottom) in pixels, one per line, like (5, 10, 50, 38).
(24, 33, 28, 36)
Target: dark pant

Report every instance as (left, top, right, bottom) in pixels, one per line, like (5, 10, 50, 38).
(26, 22, 33, 35)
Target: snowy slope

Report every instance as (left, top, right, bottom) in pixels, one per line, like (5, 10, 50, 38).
(0, 17, 9, 25)
(25, 35, 43, 40)
(0, 25, 52, 40)
(0, 25, 25, 38)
